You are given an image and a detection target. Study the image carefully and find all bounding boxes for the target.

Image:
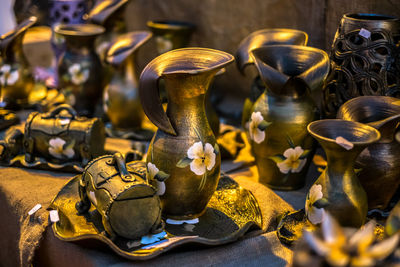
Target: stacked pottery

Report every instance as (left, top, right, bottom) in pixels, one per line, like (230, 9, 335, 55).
(139, 48, 234, 220)
(248, 45, 329, 190)
(55, 24, 105, 116)
(323, 13, 400, 118)
(103, 31, 152, 131)
(236, 29, 308, 128)
(0, 17, 37, 107)
(337, 96, 400, 212)
(306, 119, 381, 227)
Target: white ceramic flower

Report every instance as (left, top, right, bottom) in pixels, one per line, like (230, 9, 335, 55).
(155, 36, 173, 54)
(303, 213, 400, 267)
(277, 146, 307, 174)
(0, 64, 19, 86)
(187, 141, 216, 176)
(248, 111, 266, 144)
(147, 162, 166, 196)
(48, 137, 74, 159)
(305, 184, 326, 225)
(68, 64, 89, 85)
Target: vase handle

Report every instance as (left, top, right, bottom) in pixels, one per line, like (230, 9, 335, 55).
(139, 61, 177, 136)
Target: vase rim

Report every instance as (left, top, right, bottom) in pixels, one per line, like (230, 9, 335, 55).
(344, 13, 399, 22)
(147, 20, 196, 31)
(307, 119, 381, 145)
(158, 47, 234, 75)
(54, 23, 105, 36)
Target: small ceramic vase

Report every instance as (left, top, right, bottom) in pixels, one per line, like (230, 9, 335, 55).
(0, 16, 37, 106)
(55, 24, 105, 116)
(139, 48, 234, 219)
(323, 13, 400, 118)
(337, 96, 400, 211)
(103, 31, 152, 130)
(248, 45, 329, 190)
(236, 29, 308, 129)
(146, 20, 195, 55)
(307, 119, 381, 227)
(85, 0, 130, 58)
(49, 0, 88, 63)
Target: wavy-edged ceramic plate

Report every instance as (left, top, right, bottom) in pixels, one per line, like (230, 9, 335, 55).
(49, 174, 263, 260)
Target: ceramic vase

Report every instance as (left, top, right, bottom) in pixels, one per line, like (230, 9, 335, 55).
(323, 13, 400, 118)
(55, 24, 105, 116)
(139, 48, 234, 219)
(103, 31, 152, 130)
(337, 96, 400, 212)
(236, 29, 308, 129)
(0, 16, 37, 106)
(307, 119, 381, 227)
(248, 45, 329, 190)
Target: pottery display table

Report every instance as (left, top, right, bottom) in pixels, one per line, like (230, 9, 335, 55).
(0, 160, 318, 266)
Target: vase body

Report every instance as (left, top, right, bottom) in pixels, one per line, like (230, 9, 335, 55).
(337, 96, 400, 211)
(236, 29, 309, 129)
(307, 119, 381, 227)
(139, 48, 234, 219)
(56, 24, 105, 116)
(249, 45, 329, 190)
(323, 13, 400, 118)
(103, 31, 152, 130)
(0, 17, 36, 106)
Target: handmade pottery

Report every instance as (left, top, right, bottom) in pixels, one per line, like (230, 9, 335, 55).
(76, 155, 163, 240)
(85, 0, 130, 58)
(337, 96, 400, 211)
(146, 20, 195, 54)
(248, 45, 329, 190)
(55, 24, 105, 116)
(103, 31, 152, 130)
(139, 48, 234, 219)
(323, 13, 400, 118)
(236, 29, 308, 128)
(307, 119, 380, 227)
(0, 16, 37, 106)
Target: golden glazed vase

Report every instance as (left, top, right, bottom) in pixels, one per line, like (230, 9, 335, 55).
(337, 96, 400, 211)
(0, 17, 37, 105)
(103, 31, 152, 130)
(235, 28, 309, 129)
(139, 48, 234, 219)
(307, 119, 381, 227)
(249, 45, 329, 190)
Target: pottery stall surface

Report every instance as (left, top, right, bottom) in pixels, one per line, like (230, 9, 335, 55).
(103, 31, 152, 131)
(323, 13, 400, 118)
(307, 119, 381, 227)
(85, 0, 130, 58)
(248, 45, 329, 190)
(337, 96, 400, 212)
(139, 48, 234, 220)
(55, 24, 105, 116)
(235, 29, 309, 129)
(0, 16, 37, 107)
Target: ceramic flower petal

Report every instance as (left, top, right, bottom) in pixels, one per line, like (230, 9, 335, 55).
(156, 181, 166, 195)
(303, 230, 330, 256)
(252, 129, 265, 144)
(251, 111, 264, 124)
(49, 137, 66, 148)
(309, 184, 323, 203)
(348, 220, 375, 252)
(49, 147, 63, 159)
(366, 233, 399, 259)
(187, 141, 204, 159)
(147, 162, 159, 179)
(63, 147, 75, 158)
(277, 159, 291, 174)
(68, 64, 81, 74)
(0, 64, 11, 73)
(7, 70, 19, 85)
(350, 256, 375, 267)
(249, 112, 266, 144)
(190, 158, 206, 175)
(292, 158, 307, 173)
(307, 205, 325, 225)
(326, 248, 350, 267)
(204, 143, 216, 171)
(322, 213, 346, 246)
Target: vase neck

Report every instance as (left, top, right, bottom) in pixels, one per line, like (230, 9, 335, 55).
(64, 35, 97, 53)
(112, 54, 139, 87)
(1, 36, 27, 65)
(163, 72, 214, 135)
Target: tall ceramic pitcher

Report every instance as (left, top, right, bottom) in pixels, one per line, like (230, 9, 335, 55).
(248, 45, 329, 190)
(337, 96, 400, 212)
(139, 48, 234, 219)
(0, 16, 36, 106)
(236, 29, 308, 128)
(103, 31, 152, 130)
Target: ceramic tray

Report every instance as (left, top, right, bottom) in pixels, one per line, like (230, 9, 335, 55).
(50, 174, 263, 260)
